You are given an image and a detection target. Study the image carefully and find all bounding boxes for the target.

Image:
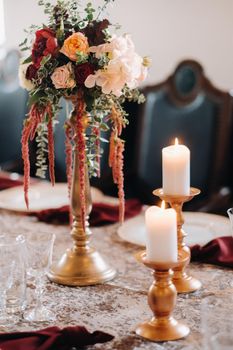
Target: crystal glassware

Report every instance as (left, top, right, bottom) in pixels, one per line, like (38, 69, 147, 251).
(6, 235, 27, 316)
(0, 234, 27, 327)
(23, 231, 55, 322)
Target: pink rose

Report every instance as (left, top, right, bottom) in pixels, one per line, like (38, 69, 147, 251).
(51, 62, 76, 89)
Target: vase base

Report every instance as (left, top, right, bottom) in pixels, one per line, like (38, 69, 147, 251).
(135, 317, 190, 342)
(48, 247, 116, 286)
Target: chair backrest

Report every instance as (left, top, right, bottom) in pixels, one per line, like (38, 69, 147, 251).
(134, 60, 233, 203)
(0, 50, 28, 169)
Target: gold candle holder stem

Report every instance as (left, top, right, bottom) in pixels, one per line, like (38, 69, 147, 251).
(169, 200, 186, 252)
(70, 153, 92, 252)
(135, 253, 190, 342)
(48, 149, 116, 286)
(153, 188, 202, 293)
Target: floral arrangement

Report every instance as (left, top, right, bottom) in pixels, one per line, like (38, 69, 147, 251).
(19, 0, 149, 226)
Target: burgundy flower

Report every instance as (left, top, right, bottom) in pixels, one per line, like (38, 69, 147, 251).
(32, 28, 57, 68)
(25, 64, 38, 81)
(83, 19, 110, 46)
(74, 63, 94, 86)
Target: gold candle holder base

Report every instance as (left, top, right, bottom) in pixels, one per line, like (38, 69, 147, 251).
(48, 247, 116, 286)
(153, 188, 202, 294)
(135, 253, 190, 342)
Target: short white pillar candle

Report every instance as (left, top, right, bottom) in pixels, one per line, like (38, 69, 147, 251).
(162, 138, 190, 195)
(145, 202, 177, 262)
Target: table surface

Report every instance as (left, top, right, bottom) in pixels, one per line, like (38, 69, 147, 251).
(1, 211, 233, 350)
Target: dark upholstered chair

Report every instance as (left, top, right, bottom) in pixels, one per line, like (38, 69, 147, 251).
(0, 50, 28, 172)
(133, 60, 233, 213)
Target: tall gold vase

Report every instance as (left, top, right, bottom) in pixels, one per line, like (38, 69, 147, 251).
(48, 110, 116, 286)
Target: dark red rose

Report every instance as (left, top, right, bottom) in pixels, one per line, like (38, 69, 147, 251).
(74, 63, 94, 86)
(32, 28, 57, 68)
(83, 19, 110, 46)
(25, 64, 38, 81)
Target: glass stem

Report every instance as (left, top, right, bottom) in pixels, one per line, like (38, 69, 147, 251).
(34, 274, 44, 314)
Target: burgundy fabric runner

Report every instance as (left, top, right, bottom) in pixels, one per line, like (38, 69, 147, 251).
(191, 236, 233, 268)
(0, 326, 114, 350)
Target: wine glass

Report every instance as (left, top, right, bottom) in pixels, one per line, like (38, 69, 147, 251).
(23, 231, 55, 322)
(0, 235, 27, 325)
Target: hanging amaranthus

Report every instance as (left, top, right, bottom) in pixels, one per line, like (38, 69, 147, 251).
(116, 139, 125, 223)
(21, 103, 55, 208)
(46, 104, 55, 187)
(109, 135, 125, 222)
(64, 120, 73, 199)
(93, 124, 101, 178)
(21, 121, 33, 209)
(108, 105, 127, 222)
(21, 104, 44, 208)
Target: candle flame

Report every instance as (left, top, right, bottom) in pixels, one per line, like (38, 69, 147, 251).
(161, 201, 166, 210)
(175, 137, 179, 145)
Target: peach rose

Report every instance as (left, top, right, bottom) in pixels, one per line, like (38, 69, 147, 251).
(51, 62, 76, 89)
(60, 32, 89, 61)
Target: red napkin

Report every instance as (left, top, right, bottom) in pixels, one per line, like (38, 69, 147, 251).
(0, 172, 39, 190)
(191, 236, 233, 268)
(0, 177, 23, 190)
(0, 325, 114, 350)
(0, 174, 142, 226)
(33, 198, 142, 226)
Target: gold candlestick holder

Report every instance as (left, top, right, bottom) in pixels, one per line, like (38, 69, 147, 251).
(48, 96, 116, 286)
(48, 150, 116, 286)
(135, 252, 190, 342)
(153, 188, 201, 293)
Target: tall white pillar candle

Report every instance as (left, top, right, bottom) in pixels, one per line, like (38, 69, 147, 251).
(162, 138, 190, 195)
(145, 203, 177, 262)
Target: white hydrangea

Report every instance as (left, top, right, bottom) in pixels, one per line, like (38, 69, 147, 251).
(85, 34, 148, 96)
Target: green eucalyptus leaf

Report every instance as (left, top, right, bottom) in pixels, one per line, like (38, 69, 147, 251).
(22, 56, 32, 64)
(28, 91, 46, 107)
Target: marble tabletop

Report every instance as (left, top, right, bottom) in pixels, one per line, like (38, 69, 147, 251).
(1, 211, 233, 350)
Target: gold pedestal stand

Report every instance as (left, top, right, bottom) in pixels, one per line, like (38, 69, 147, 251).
(153, 188, 201, 293)
(48, 150, 116, 286)
(135, 253, 190, 342)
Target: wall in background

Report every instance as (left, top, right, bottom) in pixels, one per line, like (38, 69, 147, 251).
(3, 0, 233, 90)
(0, 0, 5, 45)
